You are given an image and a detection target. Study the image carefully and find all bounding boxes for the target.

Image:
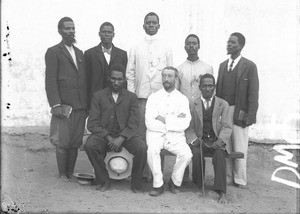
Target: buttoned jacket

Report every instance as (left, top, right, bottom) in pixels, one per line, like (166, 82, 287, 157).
(87, 87, 139, 140)
(216, 57, 259, 127)
(45, 41, 87, 110)
(84, 43, 127, 109)
(185, 96, 232, 153)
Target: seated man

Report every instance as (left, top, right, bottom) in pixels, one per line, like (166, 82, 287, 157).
(145, 66, 193, 197)
(84, 64, 147, 193)
(186, 73, 232, 204)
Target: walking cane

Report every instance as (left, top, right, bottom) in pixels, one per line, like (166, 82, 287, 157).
(199, 139, 205, 200)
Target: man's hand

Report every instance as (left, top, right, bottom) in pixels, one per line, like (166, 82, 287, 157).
(108, 136, 125, 152)
(51, 106, 65, 119)
(156, 115, 166, 124)
(177, 113, 186, 118)
(105, 135, 114, 144)
(212, 139, 225, 150)
(190, 138, 201, 147)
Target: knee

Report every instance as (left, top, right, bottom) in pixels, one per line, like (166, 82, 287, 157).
(182, 149, 193, 162)
(147, 145, 161, 156)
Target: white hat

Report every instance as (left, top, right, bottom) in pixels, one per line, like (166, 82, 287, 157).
(104, 147, 133, 180)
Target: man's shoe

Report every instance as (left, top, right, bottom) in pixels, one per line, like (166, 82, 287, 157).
(149, 186, 164, 197)
(168, 178, 180, 194)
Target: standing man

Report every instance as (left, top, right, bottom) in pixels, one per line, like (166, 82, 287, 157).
(84, 22, 127, 109)
(84, 64, 147, 193)
(216, 32, 259, 187)
(45, 17, 87, 181)
(145, 66, 192, 197)
(186, 73, 232, 204)
(177, 34, 213, 103)
(126, 12, 173, 142)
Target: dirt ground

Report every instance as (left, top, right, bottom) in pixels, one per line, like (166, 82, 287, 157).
(1, 126, 299, 214)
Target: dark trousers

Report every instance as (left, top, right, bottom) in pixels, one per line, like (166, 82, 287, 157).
(84, 134, 147, 189)
(191, 145, 227, 193)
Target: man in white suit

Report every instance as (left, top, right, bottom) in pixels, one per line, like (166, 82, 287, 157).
(145, 66, 192, 197)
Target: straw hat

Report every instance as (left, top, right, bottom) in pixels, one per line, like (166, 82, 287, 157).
(104, 147, 133, 180)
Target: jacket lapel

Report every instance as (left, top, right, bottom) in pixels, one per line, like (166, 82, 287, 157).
(194, 99, 203, 130)
(59, 41, 78, 70)
(74, 47, 82, 70)
(109, 44, 116, 66)
(236, 57, 247, 84)
(212, 97, 221, 118)
(95, 44, 106, 66)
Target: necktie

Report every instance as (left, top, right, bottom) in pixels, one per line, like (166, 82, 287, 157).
(205, 99, 210, 110)
(228, 60, 234, 72)
(102, 47, 111, 55)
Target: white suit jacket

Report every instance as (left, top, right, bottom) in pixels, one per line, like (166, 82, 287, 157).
(145, 88, 191, 144)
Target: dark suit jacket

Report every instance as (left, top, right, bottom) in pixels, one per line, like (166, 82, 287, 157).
(185, 96, 232, 153)
(84, 43, 128, 109)
(87, 87, 138, 140)
(216, 57, 259, 127)
(45, 41, 87, 110)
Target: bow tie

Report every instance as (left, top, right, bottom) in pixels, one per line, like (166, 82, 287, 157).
(102, 47, 111, 55)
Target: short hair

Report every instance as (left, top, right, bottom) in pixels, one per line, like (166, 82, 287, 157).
(163, 66, 179, 78)
(144, 12, 160, 24)
(231, 32, 246, 48)
(185, 34, 200, 46)
(109, 64, 126, 78)
(58, 17, 73, 29)
(199, 73, 215, 85)
(100, 22, 114, 32)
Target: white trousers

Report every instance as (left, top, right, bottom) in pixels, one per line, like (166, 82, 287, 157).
(146, 133, 192, 188)
(227, 106, 249, 186)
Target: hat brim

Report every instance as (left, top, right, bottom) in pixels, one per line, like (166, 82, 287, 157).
(73, 173, 95, 185)
(104, 147, 133, 180)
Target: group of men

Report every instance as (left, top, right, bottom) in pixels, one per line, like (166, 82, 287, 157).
(45, 12, 259, 204)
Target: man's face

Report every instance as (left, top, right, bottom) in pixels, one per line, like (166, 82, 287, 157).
(143, 15, 160, 36)
(185, 36, 199, 55)
(109, 70, 125, 92)
(59, 21, 76, 44)
(199, 78, 215, 100)
(227, 35, 242, 56)
(162, 69, 177, 91)
(99, 25, 115, 45)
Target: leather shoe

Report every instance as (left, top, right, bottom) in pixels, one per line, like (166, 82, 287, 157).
(149, 186, 164, 197)
(168, 179, 180, 194)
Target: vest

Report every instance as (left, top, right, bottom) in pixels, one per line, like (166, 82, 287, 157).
(202, 97, 216, 138)
(220, 62, 239, 106)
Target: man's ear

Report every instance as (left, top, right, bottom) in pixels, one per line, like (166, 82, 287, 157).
(58, 28, 62, 36)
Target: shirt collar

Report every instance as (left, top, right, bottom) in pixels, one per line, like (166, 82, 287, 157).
(162, 88, 176, 96)
(145, 34, 158, 42)
(229, 54, 242, 64)
(64, 44, 74, 51)
(186, 58, 200, 64)
(201, 95, 214, 103)
(101, 45, 112, 54)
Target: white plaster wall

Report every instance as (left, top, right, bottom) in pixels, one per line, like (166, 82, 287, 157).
(1, 0, 299, 143)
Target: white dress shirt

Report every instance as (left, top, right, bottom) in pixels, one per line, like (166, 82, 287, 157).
(65, 44, 78, 69)
(126, 34, 173, 99)
(102, 46, 112, 64)
(145, 88, 191, 144)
